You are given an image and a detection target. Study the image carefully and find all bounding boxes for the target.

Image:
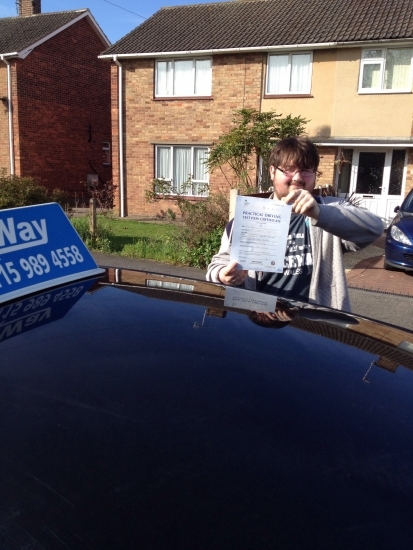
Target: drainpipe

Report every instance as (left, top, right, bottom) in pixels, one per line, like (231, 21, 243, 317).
(0, 55, 15, 175)
(113, 56, 125, 217)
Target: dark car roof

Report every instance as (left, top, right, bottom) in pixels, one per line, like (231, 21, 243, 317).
(2, 269, 413, 549)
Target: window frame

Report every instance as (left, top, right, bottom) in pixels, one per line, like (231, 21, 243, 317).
(155, 145, 209, 197)
(102, 141, 111, 166)
(358, 47, 413, 94)
(265, 51, 313, 96)
(155, 57, 212, 98)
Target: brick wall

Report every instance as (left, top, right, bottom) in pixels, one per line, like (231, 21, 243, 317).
(13, 17, 112, 202)
(316, 146, 338, 187)
(19, 0, 41, 16)
(115, 53, 264, 217)
(0, 64, 9, 173)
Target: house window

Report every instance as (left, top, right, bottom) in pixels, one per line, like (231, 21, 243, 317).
(337, 149, 353, 195)
(155, 58, 212, 97)
(155, 145, 209, 196)
(359, 48, 413, 92)
(102, 141, 111, 165)
(356, 151, 386, 194)
(87, 173, 99, 188)
(389, 149, 406, 195)
(266, 52, 312, 94)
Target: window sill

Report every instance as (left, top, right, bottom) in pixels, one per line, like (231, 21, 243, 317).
(151, 141, 211, 146)
(264, 94, 313, 99)
(358, 90, 412, 95)
(154, 96, 213, 101)
(153, 194, 208, 201)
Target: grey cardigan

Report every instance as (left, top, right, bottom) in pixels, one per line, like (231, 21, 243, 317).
(206, 201, 384, 312)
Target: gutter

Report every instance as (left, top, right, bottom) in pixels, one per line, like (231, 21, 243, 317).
(0, 54, 15, 175)
(113, 56, 125, 217)
(314, 139, 413, 148)
(99, 38, 413, 59)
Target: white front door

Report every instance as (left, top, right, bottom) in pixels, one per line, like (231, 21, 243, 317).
(336, 148, 406, 226)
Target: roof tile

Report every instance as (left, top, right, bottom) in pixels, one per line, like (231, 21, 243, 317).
(0, 10, 87, 54)
(103, 0, 413, 56)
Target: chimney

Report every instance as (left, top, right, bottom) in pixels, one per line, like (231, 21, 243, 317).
(18, 0, 41, 17)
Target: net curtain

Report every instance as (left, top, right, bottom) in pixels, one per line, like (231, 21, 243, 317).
(267, 53, 311, 93)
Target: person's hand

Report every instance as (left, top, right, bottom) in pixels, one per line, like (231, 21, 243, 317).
(218, 261, 248, 286)
(282, 189, 320, 220)
(262, 306, 299, 322)
(248, 305, 299, 328)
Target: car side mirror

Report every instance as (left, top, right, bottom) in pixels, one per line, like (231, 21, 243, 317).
(394, 206, 400, 213)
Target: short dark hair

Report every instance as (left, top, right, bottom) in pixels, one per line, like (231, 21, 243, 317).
(269, 137, 319, 171)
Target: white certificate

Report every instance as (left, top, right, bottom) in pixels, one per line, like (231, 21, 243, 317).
(224, 287, 277, 313)
(230, 195, 292, 273)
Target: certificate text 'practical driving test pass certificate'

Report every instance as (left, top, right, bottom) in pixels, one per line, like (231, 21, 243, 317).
(230, 195, 292, 273)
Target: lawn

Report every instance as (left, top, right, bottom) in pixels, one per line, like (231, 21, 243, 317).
(71, 215, 186, 264)
(106, 218, 178, 251)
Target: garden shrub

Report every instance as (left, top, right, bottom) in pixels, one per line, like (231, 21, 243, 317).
(177, 193, 228, 268)
(86, 178, 117, 214)
(0, 169, 68, 209)
(180, 226, 223, 268)
(145, 181, 229, 268)
(206, 108, 308, 191)
(71, 216, 112, 253)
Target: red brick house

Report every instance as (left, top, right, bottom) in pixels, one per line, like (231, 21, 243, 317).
(0, 0, 112, 202)
(101, 0, 413, 222)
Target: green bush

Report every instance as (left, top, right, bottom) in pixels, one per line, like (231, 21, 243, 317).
(71, 216, 113, 253)
(0, 169, 68, 209)
(178, 192, 228, 238)
(176, 193, 228, 268)
(206, 108, 308, 190)
(180, 226, 223, 268)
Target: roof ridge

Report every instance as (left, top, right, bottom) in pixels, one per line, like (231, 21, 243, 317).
(0, 8, 88, 21)
(160, 0, 272, 8)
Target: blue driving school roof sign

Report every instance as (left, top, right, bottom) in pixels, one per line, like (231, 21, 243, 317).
(0, 203, 104, 303)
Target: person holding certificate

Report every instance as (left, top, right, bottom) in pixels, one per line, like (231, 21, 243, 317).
(206, 137, 383, 311)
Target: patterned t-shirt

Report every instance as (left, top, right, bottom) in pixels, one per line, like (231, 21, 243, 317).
(259, 214, 313, 301)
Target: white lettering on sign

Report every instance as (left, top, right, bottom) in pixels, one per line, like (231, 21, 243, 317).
(0, 218, 48, 254)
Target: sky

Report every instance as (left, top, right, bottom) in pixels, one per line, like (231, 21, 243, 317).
(0, 0, 228, 44)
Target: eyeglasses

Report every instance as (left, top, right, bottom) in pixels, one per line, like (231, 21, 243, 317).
(277, 166, 315, 178)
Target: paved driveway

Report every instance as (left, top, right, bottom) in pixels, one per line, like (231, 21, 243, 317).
(345, 234, 413, 298)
